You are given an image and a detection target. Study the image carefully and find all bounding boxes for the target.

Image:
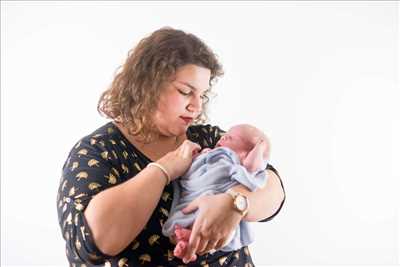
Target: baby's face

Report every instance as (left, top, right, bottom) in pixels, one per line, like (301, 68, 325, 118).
(215, 128, 249, 155)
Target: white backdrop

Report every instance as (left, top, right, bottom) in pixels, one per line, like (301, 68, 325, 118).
(1, 1, 399, 266)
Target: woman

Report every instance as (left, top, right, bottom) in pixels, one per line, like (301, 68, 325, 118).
(56, 27, 285, 266)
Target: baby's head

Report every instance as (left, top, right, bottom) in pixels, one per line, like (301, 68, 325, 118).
(216, 124, 270, 162)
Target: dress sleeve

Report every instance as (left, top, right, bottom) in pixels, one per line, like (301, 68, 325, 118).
(206, 125, 226, 148)
(258, 164, 286, 222)
(56, 138, 121, 264)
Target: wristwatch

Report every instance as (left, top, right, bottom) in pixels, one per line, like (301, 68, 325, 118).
(225, 188, 249, 216)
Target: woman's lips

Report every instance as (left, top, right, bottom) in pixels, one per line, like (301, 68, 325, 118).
(180, 116, 193, 124)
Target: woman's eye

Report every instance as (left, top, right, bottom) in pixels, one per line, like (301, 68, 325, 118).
(178, 89, 191, 96)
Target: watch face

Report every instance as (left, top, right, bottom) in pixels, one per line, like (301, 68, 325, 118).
(235, 196, 247, 211)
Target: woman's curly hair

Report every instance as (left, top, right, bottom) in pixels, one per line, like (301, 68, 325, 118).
(97, 27, 224, 142)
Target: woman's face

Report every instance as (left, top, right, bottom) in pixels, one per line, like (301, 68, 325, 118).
(152, 64, 211, 138)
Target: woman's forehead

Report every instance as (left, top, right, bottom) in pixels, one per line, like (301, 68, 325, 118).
(173, 65, 210, 90)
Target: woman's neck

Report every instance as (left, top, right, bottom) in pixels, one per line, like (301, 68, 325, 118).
(113, 121, 186, 160)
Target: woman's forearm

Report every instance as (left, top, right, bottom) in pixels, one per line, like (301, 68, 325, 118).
(83, 166, 167, 256)
(231, 170, 285, 222)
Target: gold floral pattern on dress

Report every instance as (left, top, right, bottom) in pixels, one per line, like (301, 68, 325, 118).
(76, 171, 88, 181)
(159, 207, 169, 217)
(100, 151, 109, 160)
(131, 241, 139, 250)
(117, 258, 128, 267)
(71, 161, 79, 171)
(219, 256, 227, 265)
(77, 149, 88, 157)
(139, 254, 151, 264)
(121, 164, 129, 174)
(105, 173, 117, 184)
(161, 192, 171, 202)
(88, 182, 101, 191)
(88, 159, 99, 167)
(148, 234, 160, 246)
(164, 249, 174, 261)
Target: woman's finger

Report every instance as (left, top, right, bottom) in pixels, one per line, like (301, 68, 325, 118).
(188, 144, 201, 159)
(179, 141, 199, 159)
(215, 238, 227, 251)
(200, 239, 219, 255)
(183, 220, 201, 263)
(183, 236, 200, 264)
(181, 197, 199, 214)
(196, 238, 209, 256)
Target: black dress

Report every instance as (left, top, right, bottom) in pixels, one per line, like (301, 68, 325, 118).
(56, 122, 285, 266)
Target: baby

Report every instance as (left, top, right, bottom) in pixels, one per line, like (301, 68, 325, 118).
(162, 124, 270, 259)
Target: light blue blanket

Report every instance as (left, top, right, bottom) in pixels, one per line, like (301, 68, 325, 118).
(162, 147, 268, 251)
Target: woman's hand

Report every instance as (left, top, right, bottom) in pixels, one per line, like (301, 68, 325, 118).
(157, 140, 201, 181)
(180, 193, 243, 263)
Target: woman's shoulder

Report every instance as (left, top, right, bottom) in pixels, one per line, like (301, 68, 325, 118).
(63, 122, 129, 167)
(71, 122, 127, 150)
(188, 124, 226, 149)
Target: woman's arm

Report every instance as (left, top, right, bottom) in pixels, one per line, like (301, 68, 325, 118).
(84, 140, 201, 256)
(84, 166, 169, 256)
(179, 168, 285, 263)
(230, 168, 285, 222)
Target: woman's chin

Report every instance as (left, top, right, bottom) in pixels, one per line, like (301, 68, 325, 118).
(163, 126, 187, 138)
(178, 126, 189, 136)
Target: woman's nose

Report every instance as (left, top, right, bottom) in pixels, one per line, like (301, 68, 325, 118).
(187, 96, 202, 114)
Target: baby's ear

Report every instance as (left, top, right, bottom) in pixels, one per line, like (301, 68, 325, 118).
(218, 135, 227, 144)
